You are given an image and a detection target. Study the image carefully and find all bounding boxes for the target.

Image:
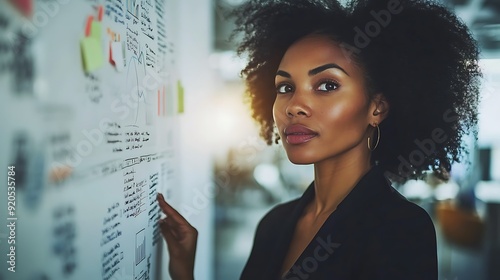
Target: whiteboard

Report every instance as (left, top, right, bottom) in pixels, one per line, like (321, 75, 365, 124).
(0, 1, 181, 279)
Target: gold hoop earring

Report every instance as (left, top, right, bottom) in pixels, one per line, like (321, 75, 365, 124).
(367, 123, 380, 151)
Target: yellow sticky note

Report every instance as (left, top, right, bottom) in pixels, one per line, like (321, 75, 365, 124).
(177, 80, 184, 114)
(81, 37, 104, 72)
(90, 21, 102, 39)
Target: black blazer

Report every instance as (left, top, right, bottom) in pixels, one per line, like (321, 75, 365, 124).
(240, 166, 437, 280)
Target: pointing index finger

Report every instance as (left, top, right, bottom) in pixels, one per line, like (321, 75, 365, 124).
(157, 193, 188, 224)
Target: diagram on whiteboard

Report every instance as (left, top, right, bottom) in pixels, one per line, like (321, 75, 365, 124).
(0, 1, 180, 279)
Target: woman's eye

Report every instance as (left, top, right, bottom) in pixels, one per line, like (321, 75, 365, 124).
(276, 84, 293, 94)
(317, 81, 339, 92)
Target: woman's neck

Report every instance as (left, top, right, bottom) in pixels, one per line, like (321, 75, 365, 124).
(310, 150, 372, 218)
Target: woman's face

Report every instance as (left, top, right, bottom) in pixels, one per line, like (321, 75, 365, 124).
(273, 35, 376, 165)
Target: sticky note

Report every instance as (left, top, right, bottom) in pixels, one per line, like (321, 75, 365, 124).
(98, 5, 104, 21)
(81, 37, 104, 72)
(85, 16, 94, 37)
(49, 165, 73, 183)
(9, 0, 33, 17)
(110, 41, 125, 72)
(90, 21, 102, 40)
(109, 42, 114, 65)
(177, 80, 184, 114)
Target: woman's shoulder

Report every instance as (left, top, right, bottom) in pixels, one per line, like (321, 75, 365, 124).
(371, 186, 436, 237)
(355, 189, 438, 278)
(359, 167, 435, 233)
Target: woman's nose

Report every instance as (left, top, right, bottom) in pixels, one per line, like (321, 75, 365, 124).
(285, 92, 311, 118)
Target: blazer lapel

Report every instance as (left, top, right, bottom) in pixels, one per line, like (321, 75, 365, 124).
(263, 183, 316, 279)
(281, 166, 392, 279)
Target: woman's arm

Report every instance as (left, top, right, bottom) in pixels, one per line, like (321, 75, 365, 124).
(157, 193, 198, 280)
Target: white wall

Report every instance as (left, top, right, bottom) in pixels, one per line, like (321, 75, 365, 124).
(162, 0, 216, 279)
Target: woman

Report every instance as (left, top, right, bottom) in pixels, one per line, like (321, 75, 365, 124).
(157, 0, 481, 279)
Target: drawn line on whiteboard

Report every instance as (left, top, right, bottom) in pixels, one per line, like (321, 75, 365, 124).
(128, 55, 144, 124)
(127, 0, 140, 19)
(126, 49, 152, 125)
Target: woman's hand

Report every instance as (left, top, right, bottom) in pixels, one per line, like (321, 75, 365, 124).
(157, 193, 198, 280)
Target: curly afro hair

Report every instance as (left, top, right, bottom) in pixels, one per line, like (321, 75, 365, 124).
(232, 0, 481, 182)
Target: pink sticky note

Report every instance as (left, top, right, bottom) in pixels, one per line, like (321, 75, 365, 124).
(9, 0, 33, 17)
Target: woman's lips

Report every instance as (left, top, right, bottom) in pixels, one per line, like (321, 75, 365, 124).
(284, 124, 318, 145)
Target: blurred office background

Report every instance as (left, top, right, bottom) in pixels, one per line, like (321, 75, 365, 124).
(189, 0, 500, 279)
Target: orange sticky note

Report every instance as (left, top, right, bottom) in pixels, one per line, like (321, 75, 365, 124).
(81, 37, 104, 72)
(98, 5, 104, 21)
(85, 16, 94, 37)
(49, 166, 73, 183)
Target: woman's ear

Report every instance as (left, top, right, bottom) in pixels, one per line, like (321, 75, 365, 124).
(371, 94, 389, 124)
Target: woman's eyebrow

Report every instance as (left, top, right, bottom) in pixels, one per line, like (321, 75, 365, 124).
(276, 64, 350, 78)
(276, 70, 291, 78)
(309, 63, 349, 76)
